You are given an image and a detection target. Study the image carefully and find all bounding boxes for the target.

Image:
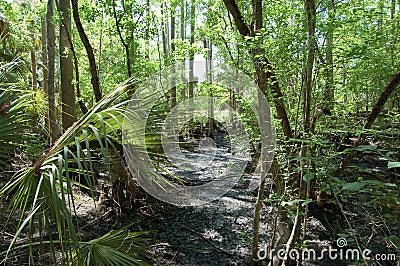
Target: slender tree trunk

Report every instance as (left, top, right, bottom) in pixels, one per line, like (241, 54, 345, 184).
(222, 1, 292, 264)
(250, 1, 270, 262)
(286, 0, 316, 259)
(161, 2, 169, 61)
(223, 0, 292, 139)
(47, 0, 59, 143)
(170, 5, 177, 107)
(390, 0, 396, 61)
(180, 0, 186, 99)
(180, 0, 185, 40)
(303, 0, 316, 132)
(324, 0, 334, 113)
(112, 0, 132, 78)
(41, 18, 50, 135)
(97, 7, 104, 87)
(171, 10, 175, 52)
(71, 0, 102, 102)
(378, 0, 384, 32)
(59, 0, 76, 130)
(30, 27, 37, 90)
(188, 0, 195, 100)
(55, 0, 87, 115)
(41, 18, 48, 95)
(334, 70, 400, 177)
(389, 0, 397, 110)
(204, 39, 214, 137)
(29, 5, 37, 90)
(145, 0, 150, 60)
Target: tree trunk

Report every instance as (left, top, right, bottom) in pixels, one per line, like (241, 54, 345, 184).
(180, 0, 185, 40)
(303, 0, 316, 132)
(46, 0, 59, 143)
(204, 39, 214, 137)
(222, 1, 292, 264)
(188, 0, 195, 100)
(55, 0, 87, 115)
(112, 0, 132, 78)
(170, 5, 177, 107)
(41, 18, 48, 95)
(41, 18, 49, 135)
(161, 2, 169, 61)
(284, 0, 317, 260)
(335, 70, 400, 177)
(97, 7, 104, 88)
(179, 0, 186, 99)
(324, 0, 334, 113)
(71, 0, 102, 102)
(145, 0, 150, 60)
(59, 0, 76, 130)
(30, 26, 37, 90)
(223, 0, 292, 140)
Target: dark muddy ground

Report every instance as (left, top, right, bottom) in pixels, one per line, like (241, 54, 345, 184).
(1, 137, 399, 266)
(101, 145, 399, 266)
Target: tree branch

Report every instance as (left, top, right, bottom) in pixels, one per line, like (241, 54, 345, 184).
(334, 69, 400, 176)
(71, 0, 102, 102)
(222, 0, 251, 37)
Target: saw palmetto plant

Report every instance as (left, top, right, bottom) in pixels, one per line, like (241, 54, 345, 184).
(0, 61, 149, 265)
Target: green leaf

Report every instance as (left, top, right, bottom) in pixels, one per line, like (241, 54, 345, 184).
(356, 145, 377, 152)
(303, 173, 314, 182)
(388, 161, 400, 169)
(341, 182, 366, 192)
(382, 213, 392, 219)
(386, 235, 400, 252)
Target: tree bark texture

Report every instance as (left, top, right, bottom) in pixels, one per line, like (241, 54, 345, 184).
(59, 0, 77, 130)
(170, 5, 177, 107)
(222, 0, 292, 140)
(46, 0, 59, 143)
(324, 0, 335, 113)
(188, 0, 195, 100)
(303, 0, 316, 132)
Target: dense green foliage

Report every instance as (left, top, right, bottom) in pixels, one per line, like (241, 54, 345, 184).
(0, 0, 399, 264)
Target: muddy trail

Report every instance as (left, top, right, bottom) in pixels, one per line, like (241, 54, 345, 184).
(95, 135, 399, 266)
(1, 133, 399, 266)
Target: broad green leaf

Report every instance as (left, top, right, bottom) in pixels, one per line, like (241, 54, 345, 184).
(388, 161, 400, 169)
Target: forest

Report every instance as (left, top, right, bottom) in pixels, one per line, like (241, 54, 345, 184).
(0, 0, 399, 265)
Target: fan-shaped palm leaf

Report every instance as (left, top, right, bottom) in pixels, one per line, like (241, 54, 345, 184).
(0, 60, 30, 170)
(0, 78, 149, 264)
(0, 89, 27, 169)
(74, 226, 150, 266)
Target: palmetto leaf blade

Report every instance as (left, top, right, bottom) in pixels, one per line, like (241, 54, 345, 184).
(1, 79, 149, 264)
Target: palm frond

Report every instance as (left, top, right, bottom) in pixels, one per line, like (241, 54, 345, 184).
(74, 227, 150, 266)
(0, 65, 28, 169)
(0, 80, 149, 264)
